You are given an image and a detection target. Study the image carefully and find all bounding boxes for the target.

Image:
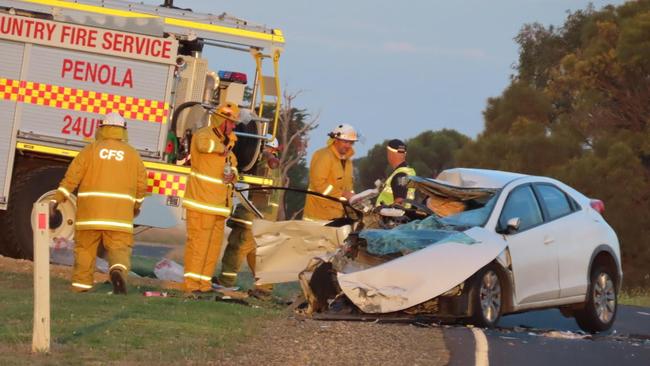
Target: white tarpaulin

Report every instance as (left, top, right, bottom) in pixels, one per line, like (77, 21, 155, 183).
(336, 227, 507, 313)
(253, 219, 351, 285)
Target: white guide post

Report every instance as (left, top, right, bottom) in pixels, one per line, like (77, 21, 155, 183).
(31, 202, 50, 353)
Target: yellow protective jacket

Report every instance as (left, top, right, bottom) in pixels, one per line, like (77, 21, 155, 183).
(183, 125, 238, 216)
(303, 140, 354, 220)
(55, 126, 147, 233)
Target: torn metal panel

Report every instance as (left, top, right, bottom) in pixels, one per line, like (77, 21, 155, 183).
(435, 168, 526, 189)
(337, 227, 507, 313)
(409, 176, 497, 202)
(253, 219, 351, 285)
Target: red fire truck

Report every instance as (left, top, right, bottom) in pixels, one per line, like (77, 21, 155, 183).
(0, 0, 284, 258)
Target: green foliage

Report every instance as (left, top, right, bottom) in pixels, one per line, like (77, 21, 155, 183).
(458, 0, 650, 287)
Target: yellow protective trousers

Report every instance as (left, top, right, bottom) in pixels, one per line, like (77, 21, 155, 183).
(184, 210, 226, 292)
(72, 230, 133, 292)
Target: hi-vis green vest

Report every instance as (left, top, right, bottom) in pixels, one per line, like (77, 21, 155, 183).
(376, 166, 416, 207)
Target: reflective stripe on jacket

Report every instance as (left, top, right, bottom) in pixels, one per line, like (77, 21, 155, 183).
(304, 142, 354, 220)
(376, 166, 416, 207)
(55, 127, 147, 233)
(182, 125, 238, 217)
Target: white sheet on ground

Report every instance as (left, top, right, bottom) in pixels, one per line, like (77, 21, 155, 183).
(337, 227, 506, 313)
(253, 219, 350, 285)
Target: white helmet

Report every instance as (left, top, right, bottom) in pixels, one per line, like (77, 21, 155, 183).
(100, 112, 127, 128)
(329, 123, 358, 142)
(265, 137, 279, 149)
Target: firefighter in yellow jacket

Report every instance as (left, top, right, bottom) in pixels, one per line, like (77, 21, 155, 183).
(53, 112, 147, 294)
(182, 102, 240, 294)
(303, 124, 357, 221)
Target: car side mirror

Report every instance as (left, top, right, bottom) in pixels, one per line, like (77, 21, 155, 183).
(506, 217, 521, 234)
(498, 217, 521, 235)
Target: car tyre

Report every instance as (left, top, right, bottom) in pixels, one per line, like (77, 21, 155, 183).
(469, 263, 503, 328)
(575, 265, 617, 333)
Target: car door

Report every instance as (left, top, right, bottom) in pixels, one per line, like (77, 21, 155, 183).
(532, 183, 585, 298)
(498, 184, 560, 304)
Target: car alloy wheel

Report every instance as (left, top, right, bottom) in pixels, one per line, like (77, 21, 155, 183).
(479, 269, 501, 324)
(593, 272, 616, 324)
(575, 264, 618, 333)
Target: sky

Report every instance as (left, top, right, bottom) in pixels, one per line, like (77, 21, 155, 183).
(141, 0, 625, 158)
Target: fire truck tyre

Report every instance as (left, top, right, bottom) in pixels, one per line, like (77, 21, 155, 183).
(233, 121, 262, 173)
(1, 165, 67, 260)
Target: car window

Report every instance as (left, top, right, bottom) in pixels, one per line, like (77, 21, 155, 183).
(499, 185, 543, 232)
(536, 184, 573, 220)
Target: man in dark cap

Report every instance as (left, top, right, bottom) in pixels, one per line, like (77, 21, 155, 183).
(375, 139, 416, 207)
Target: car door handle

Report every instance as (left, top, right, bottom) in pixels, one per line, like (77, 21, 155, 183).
(544, 237, 555, 245)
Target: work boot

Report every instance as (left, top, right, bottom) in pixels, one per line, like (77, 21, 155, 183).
(110, 270, 127, 295)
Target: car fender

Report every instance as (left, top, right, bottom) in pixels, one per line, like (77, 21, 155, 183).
(336, 227, 507, 313)
(588, 244, 623, 290)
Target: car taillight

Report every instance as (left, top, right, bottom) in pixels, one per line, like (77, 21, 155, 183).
(590, 199, 605, 214)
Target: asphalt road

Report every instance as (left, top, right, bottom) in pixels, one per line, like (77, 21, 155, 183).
(445, 305, 650, 366)
(131, 244, 650, 365)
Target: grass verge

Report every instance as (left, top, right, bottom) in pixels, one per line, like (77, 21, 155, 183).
(0, 269, 280, 365)
(619, 288, 650, 307)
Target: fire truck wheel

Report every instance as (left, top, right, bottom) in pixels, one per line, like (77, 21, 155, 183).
(0, 164, 67, 260)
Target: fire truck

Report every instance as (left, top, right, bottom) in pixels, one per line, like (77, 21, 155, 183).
(0, 0, 285, 258)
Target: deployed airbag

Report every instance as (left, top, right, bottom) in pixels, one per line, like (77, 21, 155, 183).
(253, 219, 351, 285)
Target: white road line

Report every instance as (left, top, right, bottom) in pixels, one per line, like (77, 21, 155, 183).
(471, 327, 489, 366)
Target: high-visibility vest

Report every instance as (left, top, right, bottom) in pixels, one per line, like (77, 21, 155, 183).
(376, 166, 416, 207)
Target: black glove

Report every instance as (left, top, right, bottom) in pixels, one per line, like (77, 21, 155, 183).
(49, 200, 62, 229)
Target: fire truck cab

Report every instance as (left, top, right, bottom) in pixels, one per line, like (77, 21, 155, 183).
(0, 0, 285, 258)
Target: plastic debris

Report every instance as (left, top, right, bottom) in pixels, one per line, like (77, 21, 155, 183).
(540, 330, 591, 340)
(143, 291, 168, 297)
(154, 258, 184, 282)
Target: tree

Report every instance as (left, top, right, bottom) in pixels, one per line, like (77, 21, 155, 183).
(272, 91, 318, 220)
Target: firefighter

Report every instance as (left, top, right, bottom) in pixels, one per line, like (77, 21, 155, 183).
(216, 134, 281, 298)
(376, 139, 416, 207)
(52, 112, 147, 294)
(182, 102, 240, 294)
(303, 124, 357, 221)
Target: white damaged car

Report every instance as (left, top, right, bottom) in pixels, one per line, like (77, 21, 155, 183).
(250, 168, 622, 333)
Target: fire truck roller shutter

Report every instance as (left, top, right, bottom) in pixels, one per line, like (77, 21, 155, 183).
(0, 162, 68, 259)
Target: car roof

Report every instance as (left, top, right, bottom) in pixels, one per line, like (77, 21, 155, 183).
(436, 168, 528, 189)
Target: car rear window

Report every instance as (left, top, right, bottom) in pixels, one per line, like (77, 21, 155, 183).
(536, 184, 572, 220)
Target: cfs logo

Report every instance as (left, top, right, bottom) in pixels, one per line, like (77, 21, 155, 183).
(99, 148, 125, 161)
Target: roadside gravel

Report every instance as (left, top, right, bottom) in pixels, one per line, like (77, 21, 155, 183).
(220, 315, 450, 366)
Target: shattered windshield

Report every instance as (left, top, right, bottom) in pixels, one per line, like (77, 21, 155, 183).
(358, 193, 498, 256)
(440, 194, 498, 228)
